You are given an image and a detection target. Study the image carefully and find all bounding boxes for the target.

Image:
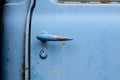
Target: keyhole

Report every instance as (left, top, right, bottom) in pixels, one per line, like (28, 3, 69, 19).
(40, 48, 47, 59)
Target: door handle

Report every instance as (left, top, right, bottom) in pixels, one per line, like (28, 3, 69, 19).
(36, 32, 73, 42)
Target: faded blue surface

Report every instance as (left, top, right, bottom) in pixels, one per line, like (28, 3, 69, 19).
(2, 0, 30, 80)
(31, 0, 120, 80)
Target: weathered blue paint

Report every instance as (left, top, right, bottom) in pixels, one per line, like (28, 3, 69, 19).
(2, 0, 31, 80)
(1, 0, 120, 80)
(30, 0, 120, 80)
(36, 32, 73, 42)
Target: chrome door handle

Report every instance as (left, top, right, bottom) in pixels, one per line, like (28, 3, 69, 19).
(36, 32, 73, 42)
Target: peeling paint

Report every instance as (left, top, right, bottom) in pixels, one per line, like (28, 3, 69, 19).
(6, 58, 9, 62)
(52, 35, 68, 41)
(21, 54, 25, 80)
(61, 42, 66, 47)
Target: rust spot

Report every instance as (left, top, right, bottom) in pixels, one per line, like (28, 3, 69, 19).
(52, 67, 57, 72)
(80, 0, 90, 3)
(7, 47, 10, 50)
(100, 0, 111, 3)
(61, 42, 66, 47)
(118, 1, 120, 2)
(37, 62, 39, 64)
(21, 55, 25, 80)
(56, 0, 120, 4)
(52, 35, 67, 40)
(6, 58, 9, 62)
(7, 40, 10, 50)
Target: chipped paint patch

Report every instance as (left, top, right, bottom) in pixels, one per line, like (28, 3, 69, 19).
(52, 35, 67, 41)
(61, 42, 66, 47)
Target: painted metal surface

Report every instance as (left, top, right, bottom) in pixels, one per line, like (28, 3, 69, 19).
(2, 0, 30, 80)
(30, 0, 120, 80)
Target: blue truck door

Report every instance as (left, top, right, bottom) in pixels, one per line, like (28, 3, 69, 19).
(30, 0, 120, 80)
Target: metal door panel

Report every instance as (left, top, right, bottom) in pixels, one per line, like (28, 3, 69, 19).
(1, 0, 30, 80)
(30, 0, 120, 80)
